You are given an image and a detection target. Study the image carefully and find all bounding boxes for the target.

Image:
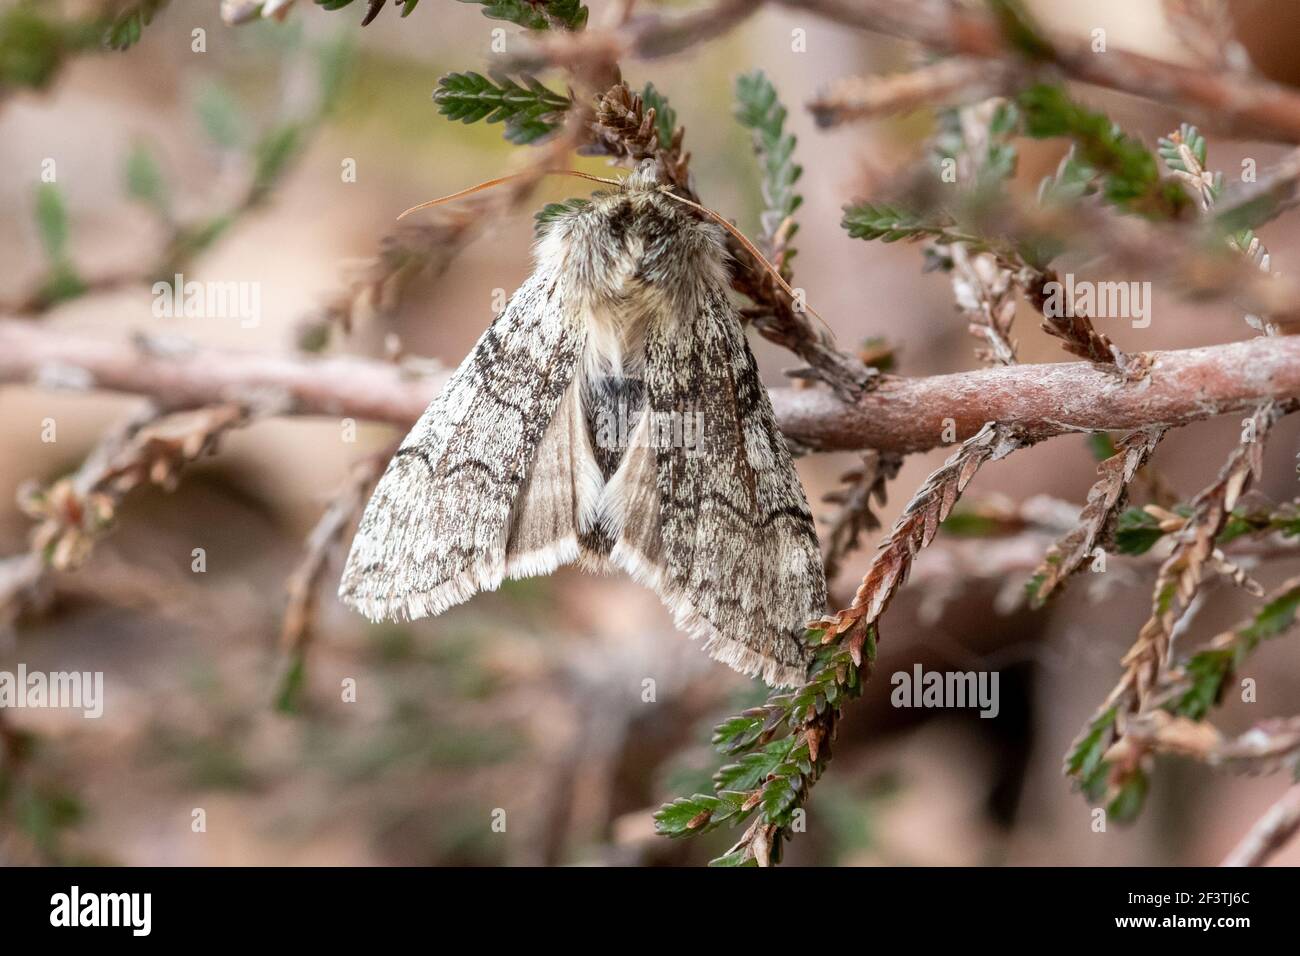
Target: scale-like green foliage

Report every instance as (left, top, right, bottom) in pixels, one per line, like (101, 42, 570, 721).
(1169, 581, 1300, 719)
(316, 0, 421, 23)
(735, 71, 803, 265)
(656, 628, 874, 865)
(434, 71, 570, 144)
(842, 201, 975, 245)
(457, 0, 587, 31)
(32, 185, 85, 306)
(1019, 83, 1190, 216)
(533, 198, 590, 236)
(105, 0, 169, 51)
(641, 82, 677, 151)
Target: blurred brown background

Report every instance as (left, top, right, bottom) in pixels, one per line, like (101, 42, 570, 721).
(1, 0, 1298, 865)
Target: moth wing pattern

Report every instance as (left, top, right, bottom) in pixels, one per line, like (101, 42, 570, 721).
(338, 265, 588, 620)
(608, 282, 827, 687)
(340, 166, 828, 688)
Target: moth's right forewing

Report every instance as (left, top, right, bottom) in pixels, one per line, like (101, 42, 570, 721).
(614, 280, 828, 687)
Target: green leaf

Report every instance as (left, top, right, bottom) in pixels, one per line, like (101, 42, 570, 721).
(1218, 510, 1257, 544)
(273, 651, 307, 714)
(1037, 148, 1098, 208)
(1169, 648, 1234, 719)
(37, 266, 87, 308)
(296, 320, 333, 353)
(1212, 194, 1282, 238)
(503, 116, 555, 145)
(1241, 581, 1300, 642)
(1087, 431, 1117, 462)
(1107, 769, 1149, 823)
(1214, 500, 1300, 544)
(641, 82, 677, 149)
(124, 142, 169, 216)
(1153, 575, 1178, 616)
(841, 201, 969, 244)
(29, 183, 88, 308)
(433, 71, 569, 145)
(1024, 571, 1048, 605)
(939, 510, 1003, 538)
(456, 0, 588, 31)
(662, 630, 868, 853)
(0, 8, 98, 93)
(988, 0, 1054, 61)
(1019, 83, 1187, 216)
(195, 83, 247, 149)
(1066, 705, 1117, 782)
(760, 773, 800, 823)
(251, 124, 303, 202)
(32, 182, 86, 308)
(653, 794, 717, 836)
(735, 70, 803, 263)
(707, 848, 755, 867)
(318, 0, 419, 22)
(713, 739, 793, 793)
(1156, 123, 1205, 172)
(1157, 124, 1222, 203)
(533, 198, 590, 236)
(105, 1, 169, 52)
(158, 215, 235, 275)
(710, 710, 766, 753)
(1114, 508, 1164, 555)
(34, 184, 70, 261)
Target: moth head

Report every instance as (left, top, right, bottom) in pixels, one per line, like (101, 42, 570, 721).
(624, 158, 671, 194)
(392, 165, 830, 336)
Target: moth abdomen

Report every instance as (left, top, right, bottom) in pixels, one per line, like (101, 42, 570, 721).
(585, 374, 645, 481)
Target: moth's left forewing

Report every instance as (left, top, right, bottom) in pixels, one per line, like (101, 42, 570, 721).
(338, 258, 587, 621)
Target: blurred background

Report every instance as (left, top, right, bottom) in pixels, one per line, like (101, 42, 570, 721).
(1, 0, 1299, 865)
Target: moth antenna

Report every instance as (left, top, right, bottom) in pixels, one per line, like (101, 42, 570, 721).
(657, 187, 833, 335)
(397, 170, 623, 220)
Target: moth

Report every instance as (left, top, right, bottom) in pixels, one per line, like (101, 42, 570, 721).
(338, 161, 827, 687)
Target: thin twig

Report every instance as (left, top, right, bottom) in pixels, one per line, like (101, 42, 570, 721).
(273, 445, 394, 709)
(1126, 712, 1300, 773)
(820, 451, 902, 582)
(1223, 783, 1300, 867)
(778, 0, 1300, 144)
(1028, 427, 1165, 607)
(809, 58, 1011, 128)
(815, 422, 1025, 639)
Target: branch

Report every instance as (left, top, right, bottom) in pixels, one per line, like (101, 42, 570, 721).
(808, 58, 1011, 128)
(1027, 426, 1165, 607)
(1125, 712, 1300, 772)
(500, 0, 1300, 148)
(820, 451, 901, 582)
(817, 422, 1025, 636)
(274, 446, 392, 711)
(502, 0, 763, 72)
(1223, 783, 1300, 867)
(4, 321, 1300, 454)
(0, 320, 448, 429)
(780, 0, 1300, 144)
(1, 401, 254, 630)
(776, 335, 1300, 453)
